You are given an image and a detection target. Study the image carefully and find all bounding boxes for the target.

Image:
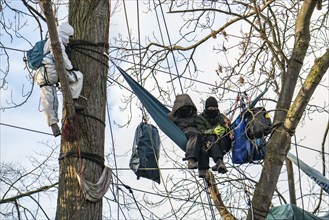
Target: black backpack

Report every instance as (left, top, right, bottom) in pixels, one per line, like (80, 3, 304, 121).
(244, 107, 272, 139)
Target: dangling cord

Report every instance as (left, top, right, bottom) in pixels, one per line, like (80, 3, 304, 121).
(244, 189, 254, 220)
(294, 134, 305, 218)
(106, 100, 121, 220)
(136, 0, 148, 124)
(112, 173, 146, 220)
(153, 0, 176, 97)
(158, 0, 184, 94)
(140, 107, 149, 124)
(228, 93, 240, 123)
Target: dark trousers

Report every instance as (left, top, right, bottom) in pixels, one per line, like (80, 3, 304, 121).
(204, 134, 232, 162)
(184, 130, 209, 169)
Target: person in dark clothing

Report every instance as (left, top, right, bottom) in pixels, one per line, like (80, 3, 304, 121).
(168, 94, 209, 178)
(196, 96, 232, 174)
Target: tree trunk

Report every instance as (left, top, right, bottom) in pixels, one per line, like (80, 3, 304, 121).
(249, 51, 329, 220)
(55, 0, 110, 219)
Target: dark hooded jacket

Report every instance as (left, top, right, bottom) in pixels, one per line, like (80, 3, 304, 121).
(196, 111, 229, 135)
(168, 94, 198, 133)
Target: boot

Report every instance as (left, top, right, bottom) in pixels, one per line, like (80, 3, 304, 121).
(73, 96, 87, 111)
(198, 169, 207, 178)
(50, 123, 61, 137)
(211, 160, 228, 174)
(187, 158, 198, 169)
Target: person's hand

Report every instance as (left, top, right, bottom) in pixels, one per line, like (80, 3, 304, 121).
(213, 125, 226, 136)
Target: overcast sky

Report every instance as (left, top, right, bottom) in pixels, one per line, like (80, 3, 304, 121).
(1, 1, 328, 219)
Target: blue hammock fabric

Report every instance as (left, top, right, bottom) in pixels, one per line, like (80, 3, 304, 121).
(115, 65, 187, 151)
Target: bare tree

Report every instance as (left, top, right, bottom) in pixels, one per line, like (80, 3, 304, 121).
(1, 0, 328, 219)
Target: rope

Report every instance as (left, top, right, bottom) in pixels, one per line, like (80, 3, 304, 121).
(146, 124, 180, 220)
(294, 134, 305, 218)
(78, 112, 106, 127)
(58, 150, 105, 168)
(122, 183, 145, 220)
(0, 122, 53, 136)
(112, 173, 147, 220)
(158, 0, 184, 94)
(153, 0, 177, 97)
(106, 99, 121, 220)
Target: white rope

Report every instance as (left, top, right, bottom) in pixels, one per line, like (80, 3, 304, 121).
(76, 166, 113, 202)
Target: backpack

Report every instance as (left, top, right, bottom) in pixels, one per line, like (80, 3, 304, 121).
(26, 39, 50, 70)
(244, 107, 272, 139)
(129, 122, 161, 184)
(231, 113, 266, 164)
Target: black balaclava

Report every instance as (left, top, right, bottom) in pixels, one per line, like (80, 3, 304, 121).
(205, 96, 219, 118)
(177, 106, 193, 118)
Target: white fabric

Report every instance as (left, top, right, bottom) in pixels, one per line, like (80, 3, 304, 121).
(68, 70, 83, 99)
(287, 152, 329, 195)
(34, 22, 83, 126)
(76, 166, 113, 202)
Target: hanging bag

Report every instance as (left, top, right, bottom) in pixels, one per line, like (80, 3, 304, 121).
(129, 122, 161, 184)
(231, 109, 268, 164)
(244, 107, 272, 140)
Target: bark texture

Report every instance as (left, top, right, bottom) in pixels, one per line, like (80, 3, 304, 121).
(55, 0, 110, 219)
(248, 1, 328, 216)
(248, 1, 329, 219)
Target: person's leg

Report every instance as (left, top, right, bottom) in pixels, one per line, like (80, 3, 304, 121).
(40, 85, 60, 136)
(185, 130, 203, 169)
(206, 135, 228, 174)
(198, 146, 210, 178)
(205, 135, 223, 163)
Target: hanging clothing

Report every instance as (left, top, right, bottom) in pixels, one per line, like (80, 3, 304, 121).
(129, 122, 161, 184)
(35, 22, 83, 126)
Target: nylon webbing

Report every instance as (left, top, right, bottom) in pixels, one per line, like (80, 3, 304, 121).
(59, 151, 104, 167)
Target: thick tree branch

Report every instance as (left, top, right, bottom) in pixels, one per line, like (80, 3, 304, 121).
(39, 0, 76, 119)
(205, 171, 236, 220)
(0, 182, 58, 204)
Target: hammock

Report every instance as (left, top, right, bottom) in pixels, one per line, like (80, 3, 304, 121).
(115, 64, 187, 151)
(114, 64, 267, 153)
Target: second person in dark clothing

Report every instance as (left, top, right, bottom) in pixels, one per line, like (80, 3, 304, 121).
(196, 96, 232, 174)
(168, 94, 209, 178)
